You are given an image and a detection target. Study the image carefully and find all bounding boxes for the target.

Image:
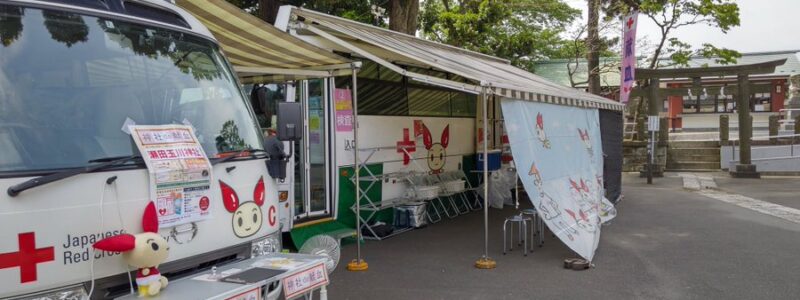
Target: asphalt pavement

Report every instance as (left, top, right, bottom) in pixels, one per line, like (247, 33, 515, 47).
(326, 173, 800, 300)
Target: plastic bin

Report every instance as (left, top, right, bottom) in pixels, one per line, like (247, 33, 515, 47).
(476, 149, 502, 171)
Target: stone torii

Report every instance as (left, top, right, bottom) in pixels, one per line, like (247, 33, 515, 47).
(632, 59, 787, 178)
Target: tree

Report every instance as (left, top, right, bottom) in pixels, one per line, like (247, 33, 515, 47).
(603, 0, 742, 69)
(420, 0, 579, 72)
(557, 20, 620, 90)
(389, 0, 419, 34)
(226, 0, 417, 34)
(227, 0, 378, 25)
(586, 0, 601, 94)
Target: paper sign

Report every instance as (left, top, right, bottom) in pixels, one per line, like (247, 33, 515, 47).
(282, 263, 328, 299)
(225, 287, 261, 300)
(131, 125, 213, 228)
(334, 88, 354, 132)
(620, 11, 638, 104)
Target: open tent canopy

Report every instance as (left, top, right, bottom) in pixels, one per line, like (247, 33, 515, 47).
(176, 0, 357, 83)
(279, 6, 624, 262)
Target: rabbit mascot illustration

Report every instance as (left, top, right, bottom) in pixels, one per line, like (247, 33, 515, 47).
(93, 202, 169, 297)
(535, 113, 551, 149)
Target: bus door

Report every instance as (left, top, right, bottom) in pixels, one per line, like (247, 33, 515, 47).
(293, 79, 334, 224)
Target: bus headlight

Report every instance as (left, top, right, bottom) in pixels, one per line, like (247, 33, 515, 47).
(12, 285, 87, 300)
(251, 231, 282, 257)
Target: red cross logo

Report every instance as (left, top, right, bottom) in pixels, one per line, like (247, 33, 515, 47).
(626, 17, 634, 29)
(396, 128, 416, 165)
(0, 232, 54, 283)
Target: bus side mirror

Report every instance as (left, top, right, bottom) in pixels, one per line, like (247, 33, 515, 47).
(277, 102, 302, 141)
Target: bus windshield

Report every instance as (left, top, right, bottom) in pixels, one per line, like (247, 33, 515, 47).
(0, 4, 262, 173)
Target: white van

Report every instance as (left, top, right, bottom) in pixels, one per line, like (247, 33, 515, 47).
(0, 0, 284, 299)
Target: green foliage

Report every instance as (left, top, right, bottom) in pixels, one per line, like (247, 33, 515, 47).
(603, 0, 741, 68)
(420, 0, 579, 72)
(227, 0, 383, 25)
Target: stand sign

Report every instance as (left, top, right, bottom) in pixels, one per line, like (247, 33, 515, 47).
(282, 263, 328, 299)
(130, 124, 213, 228)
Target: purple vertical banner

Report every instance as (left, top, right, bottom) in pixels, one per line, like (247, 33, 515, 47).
(619, 11, 638, 104)
(334, 88, 354, 132)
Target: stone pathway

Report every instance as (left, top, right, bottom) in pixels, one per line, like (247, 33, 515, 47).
(679, 173, 800, 224)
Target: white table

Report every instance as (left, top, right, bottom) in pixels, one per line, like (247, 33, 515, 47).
(116, 253, 329, 300)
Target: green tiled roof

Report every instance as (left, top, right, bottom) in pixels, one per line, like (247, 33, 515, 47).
(533, 50, 800, 88)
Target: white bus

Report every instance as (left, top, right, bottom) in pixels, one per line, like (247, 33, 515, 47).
(0, 1, 285, 298)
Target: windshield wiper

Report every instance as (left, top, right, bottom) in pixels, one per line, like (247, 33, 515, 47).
(7, 155, 143, 197)
(210, 149, 267, 165)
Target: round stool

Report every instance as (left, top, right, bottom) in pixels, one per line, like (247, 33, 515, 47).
(503, 215, 532, 256)
(521, 208, 544, 250)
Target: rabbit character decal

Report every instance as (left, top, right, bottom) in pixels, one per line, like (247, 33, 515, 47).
(220, 177, 272, 238)
(535, 113, 551, 149)
(421, 123, 449, 173)
(92, 202, 169, 297)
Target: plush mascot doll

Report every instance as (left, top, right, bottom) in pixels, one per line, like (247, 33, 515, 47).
(93, 202, 169, 297)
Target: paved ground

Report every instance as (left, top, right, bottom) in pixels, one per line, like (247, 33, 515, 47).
(714, 174, 800, 210)
(327, 173, 800, 300)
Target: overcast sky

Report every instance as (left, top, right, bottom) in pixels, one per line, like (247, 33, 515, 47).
(564, 0, 800, 54)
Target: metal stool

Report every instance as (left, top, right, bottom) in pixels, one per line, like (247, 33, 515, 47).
(503, 214, 532, 256)
(521, 208, 544, 250)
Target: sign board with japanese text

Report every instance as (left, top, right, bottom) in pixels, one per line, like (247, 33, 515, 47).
(620, 11, 638, 104)
(282, 263, 328, 299)
(130, 125, 213, 228)
(334, 88, 354, 132)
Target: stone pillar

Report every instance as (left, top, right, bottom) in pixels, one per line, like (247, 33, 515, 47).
(719, 115, 729, 143)
(636, 115, 646, 141)
(731, 74, 760, 178)
(648, 78, 661, 117)
(795, 115, 800, 134)
(768, 115, 779, 144)
(658, 117, 669, 146)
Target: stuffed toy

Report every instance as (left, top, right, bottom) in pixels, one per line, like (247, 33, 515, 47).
(93, 201, 169, 297)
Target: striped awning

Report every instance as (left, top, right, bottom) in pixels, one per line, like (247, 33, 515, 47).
(288, 7, 624, 111)
(176, 0, 354, 83)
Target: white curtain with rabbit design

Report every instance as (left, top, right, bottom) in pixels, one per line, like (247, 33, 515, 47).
(501, 99, 615, 261)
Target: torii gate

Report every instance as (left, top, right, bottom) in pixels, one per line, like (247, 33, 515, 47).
(633, 59, 787, 178)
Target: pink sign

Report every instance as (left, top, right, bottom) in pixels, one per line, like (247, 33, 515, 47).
(334, 88, 354, 132)
(619, 11, 638, 104)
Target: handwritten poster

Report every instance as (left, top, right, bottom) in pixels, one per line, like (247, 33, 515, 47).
(130, 125, 213, 228)
(334, 88, 354, 132)
(620, 11, 638, 104)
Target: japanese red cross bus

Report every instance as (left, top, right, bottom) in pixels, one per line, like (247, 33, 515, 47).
(0, 0, 297, 298)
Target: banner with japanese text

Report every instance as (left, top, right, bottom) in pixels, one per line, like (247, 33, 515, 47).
(130, 125, 213, 228)
(620, 11, 638, 104)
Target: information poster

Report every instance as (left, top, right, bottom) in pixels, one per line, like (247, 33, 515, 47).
(130, 125, 213, 228)
(334, 88, 354, 132)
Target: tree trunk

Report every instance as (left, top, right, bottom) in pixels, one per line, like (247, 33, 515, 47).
(258, 0, 280, 24)
(586, 0, 601, 95)
(389, 0, 419, 35)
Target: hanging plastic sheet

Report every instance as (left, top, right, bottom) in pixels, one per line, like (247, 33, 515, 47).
(501, 99, 615, 261)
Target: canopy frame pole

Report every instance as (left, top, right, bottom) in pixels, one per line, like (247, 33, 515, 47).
(475, 86, 496, 269)
(347, 67, 368, 271)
